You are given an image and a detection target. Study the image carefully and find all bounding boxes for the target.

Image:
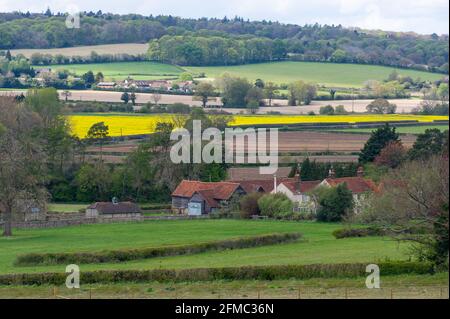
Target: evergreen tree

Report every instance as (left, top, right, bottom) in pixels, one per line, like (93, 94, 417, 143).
(359, 124, 400, 163)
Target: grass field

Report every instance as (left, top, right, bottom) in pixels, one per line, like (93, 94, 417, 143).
(330, 125, 449, 135)
(35, 60, 445, 86)
(2, 274, 448, 299)
(41, 61, 184, 81)
(185, 61, 444, 87)
(11, 43, 149, 58)
(68, 113, 449, 137)
(0, 220, 410, 275)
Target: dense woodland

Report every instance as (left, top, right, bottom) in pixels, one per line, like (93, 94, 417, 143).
(0, 11, 448, 72)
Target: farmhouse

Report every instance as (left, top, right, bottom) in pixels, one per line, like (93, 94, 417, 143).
(86, 201, 141, 219)
(172, 178, 296, 215)
(96, 82, 116, 89)
(172, 181, 245, 215)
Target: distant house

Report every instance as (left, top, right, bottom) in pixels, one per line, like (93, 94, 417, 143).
(96, 82, 117, 89)
(86, 201, 141, 219)
(275, 167, 378, 214)
(171, 181, 246, 215)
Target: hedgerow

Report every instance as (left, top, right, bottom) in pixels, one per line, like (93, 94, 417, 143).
(14, 233, 302, 266)
(332, 227, 386, 239)
(0, 262, 434, 286)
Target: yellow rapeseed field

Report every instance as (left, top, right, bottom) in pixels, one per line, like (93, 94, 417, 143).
(68, 114, 448, 138)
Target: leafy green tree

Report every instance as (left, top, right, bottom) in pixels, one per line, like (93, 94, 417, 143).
(95, 72, 104, 83)
(320, 105, 335, 115)
(194, 82, 215, 108)
(315, 183, 354, 222)
(86, 122, 109, 161)
(359, 124, 400, 163)
(254, 79, 265, 88)
(75, 163, 111, 202)
(121, 92, 130, 104)
(130, 92, 137, 106)
(366, 98, 397, 114)
(220, 76, 252, 107)
(263, 82, 278, 106)
(82, 71, 95, 88)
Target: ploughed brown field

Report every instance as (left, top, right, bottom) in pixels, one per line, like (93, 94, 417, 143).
(85, 131, 417, 164)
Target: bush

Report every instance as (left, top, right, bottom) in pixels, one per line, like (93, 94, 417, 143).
(14, 233, 302, 266)
(239, 193, 263, 219)
(0, 261, 434, 286)
(332, 226, 385, 239)
(319, 105, 335, 115)
(258, 193, 294, 218)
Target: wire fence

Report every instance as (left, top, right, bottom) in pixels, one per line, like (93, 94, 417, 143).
(47, 285, 449, 300)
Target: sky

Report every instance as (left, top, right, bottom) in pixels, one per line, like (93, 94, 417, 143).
(0, 0, 448, 35)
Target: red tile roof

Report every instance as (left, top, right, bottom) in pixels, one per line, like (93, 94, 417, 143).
(172, 180, 241, 201)
(324, 177, 378, 194)
(195, 189, 220, 208)
(230, 178, 296, 194)
(280, 180, 322, 194)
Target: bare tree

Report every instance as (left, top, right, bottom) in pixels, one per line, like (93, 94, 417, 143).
(365, 155, 449, 265)
(0, 97, 48, 237)
(151, 93, 162, 106)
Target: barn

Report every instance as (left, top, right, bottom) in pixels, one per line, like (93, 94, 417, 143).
(86, 201, 141, 219)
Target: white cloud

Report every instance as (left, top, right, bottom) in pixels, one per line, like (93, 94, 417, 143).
(0, 0, 448, 34)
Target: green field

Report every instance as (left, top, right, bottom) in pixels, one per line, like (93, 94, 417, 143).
(332, 125, 449, 135)
(2, 274, 448, 299)
(185, 61, 445, 87)
(0, 220, 410, 275)
(43, 62, 184, 81)
(37, 61, 445, 87)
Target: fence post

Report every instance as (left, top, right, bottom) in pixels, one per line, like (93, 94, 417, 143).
(298, 287, 302, 299)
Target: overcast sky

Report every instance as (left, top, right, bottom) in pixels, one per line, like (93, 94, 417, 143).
(0, 0, 448, 35)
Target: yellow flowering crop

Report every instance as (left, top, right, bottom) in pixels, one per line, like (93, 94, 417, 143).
(68, 114, 448, 138)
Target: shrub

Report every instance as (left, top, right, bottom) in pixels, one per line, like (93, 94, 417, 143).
(319, 105, 335, 115)
(239, 192, 263, 219)
(0, 262, 434, 286)
(332, 226, 385, 239)
(14, 233, 302, 266)
(258, 193, 294, 218)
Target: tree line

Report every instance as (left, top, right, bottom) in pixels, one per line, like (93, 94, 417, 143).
(0, 11, 447, 72)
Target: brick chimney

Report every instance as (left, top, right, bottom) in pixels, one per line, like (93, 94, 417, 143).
(295, 164, 301, 193)
(328, 167, 336, 179)
(357, 166, 364, 178)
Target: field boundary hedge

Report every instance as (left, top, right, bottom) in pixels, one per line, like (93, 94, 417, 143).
(0, 262, 434, 286)
(14, 233, 302, 267)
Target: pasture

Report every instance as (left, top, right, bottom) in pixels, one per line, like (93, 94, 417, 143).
(11, 43, 149, 58)
(0, 220, 409, 275)
(41, 62, 184, 81)
(31, 61, 445, 86)
(185, 61, 444, 87)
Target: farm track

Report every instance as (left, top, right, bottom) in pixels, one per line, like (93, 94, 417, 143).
(0, 90, 427, 113)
